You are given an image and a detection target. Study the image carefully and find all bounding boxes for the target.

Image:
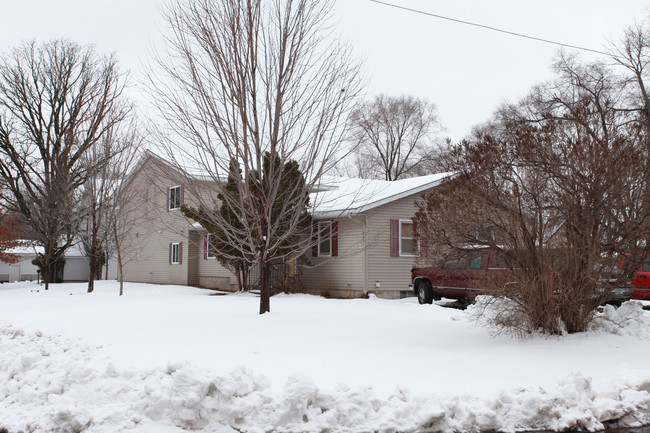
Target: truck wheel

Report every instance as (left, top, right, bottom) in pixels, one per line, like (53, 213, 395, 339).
(457, 297, 474, 308)
(418, 282, 434, 305)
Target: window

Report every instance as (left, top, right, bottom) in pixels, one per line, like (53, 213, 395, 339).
(170, 242, 181, 264)
(469, 255, 482, 270)
(205, 234, 217, 259)
(442, 259, 466, 269)
(489, 255, 509, 269)
(312, 221, 338, 257)
(399, 220, 418, 256)
(318, 221, 332, 256)
(169, 186, 182, 210)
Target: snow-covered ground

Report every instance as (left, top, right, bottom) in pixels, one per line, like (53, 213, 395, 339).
(1, 281, 649, 433)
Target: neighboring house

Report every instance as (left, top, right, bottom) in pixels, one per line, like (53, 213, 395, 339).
(302, 174, 449, 299)
(117, 151, 451, 298)
(0, 243, 116, 283)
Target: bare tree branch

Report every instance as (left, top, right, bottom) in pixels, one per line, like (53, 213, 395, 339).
(347, 94, 444, 180)
(0, 40, 129, 289)
(147, 0, 362, 314)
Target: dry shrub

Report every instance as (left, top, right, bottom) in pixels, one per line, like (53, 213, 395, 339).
(468, 259, 609, 336)
(415, 51, 650, 335)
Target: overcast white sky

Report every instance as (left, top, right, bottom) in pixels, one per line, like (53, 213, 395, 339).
(2, 0, 649, 141)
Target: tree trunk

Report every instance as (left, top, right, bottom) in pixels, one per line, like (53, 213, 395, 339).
(43, 242, 54, 290)
(235, 262, 242, 292)
(114, 225, 125, 296)
(87, 205, 99, 293)
(87, 251, 96, 293)
(242, 263, 249, 291)
(117, 247, 124, 296)
(259, 261, 271, 314)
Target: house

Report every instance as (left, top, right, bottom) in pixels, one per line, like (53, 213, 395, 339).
(302, 174, 449, 299)
(118, 151, 451, 298)
(0, 243, 115, 283)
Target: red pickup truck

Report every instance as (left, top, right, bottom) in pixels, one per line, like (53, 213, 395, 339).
(411, 253, 636, 305)
(410, 253, 508, 305)
(620, 258, 650, 300)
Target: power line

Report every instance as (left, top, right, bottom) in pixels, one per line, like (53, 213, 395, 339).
(369, 0, 610, 56)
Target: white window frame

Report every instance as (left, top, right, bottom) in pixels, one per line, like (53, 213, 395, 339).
(171, 242, 180, 264)
(318, 221, 332, 257)
(399, 219, 418, 257)
(206, 234, 217, 259)
(169, 185, 182, 210)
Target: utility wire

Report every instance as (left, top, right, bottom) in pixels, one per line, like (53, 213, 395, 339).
(369, 0, 610, 56)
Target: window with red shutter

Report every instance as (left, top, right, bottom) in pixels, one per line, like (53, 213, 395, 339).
(170, 242, 180, 264)
(390, 219, 399, 257)
(311, 221, 318, 257)
(399, 220, 417, 256)
(168, 186, 182, 210)
(318, 221, 332, 256)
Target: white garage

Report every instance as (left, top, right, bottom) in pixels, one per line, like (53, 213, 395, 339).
(0, 244, 117, 283)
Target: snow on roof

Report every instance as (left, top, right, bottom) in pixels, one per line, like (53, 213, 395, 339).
(5, 242, 88, 258)
(311, 172, 454, 219)
(4, 244, 40, 256)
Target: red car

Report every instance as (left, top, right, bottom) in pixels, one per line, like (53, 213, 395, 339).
(625, 259, 650, 300)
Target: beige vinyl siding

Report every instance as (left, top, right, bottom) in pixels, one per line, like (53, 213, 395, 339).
(120, 156, 230, 286)
(364, 193, 426, 296)
(196, 231, 238, 288)
(301, 215, 365, 295)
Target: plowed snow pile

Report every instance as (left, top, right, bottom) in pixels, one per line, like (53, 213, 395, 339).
(1, 281, 649, 432)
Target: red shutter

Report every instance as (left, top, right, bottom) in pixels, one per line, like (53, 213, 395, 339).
(166, 187, 170, 212)
(331, 221, 338, 257)
(204, 235, 208, 260)
(179, 242, 183, 265)
(312, 221, 318, 257)
(169, 243, 172, 264)
(412, 220, 419, 255)
(390, 219, 399, 257)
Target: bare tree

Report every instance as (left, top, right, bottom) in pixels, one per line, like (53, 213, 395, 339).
(148, 0, 361, 314)
(610, 22, 650, 224)
(347, 94, 443, 180)
(81, 118, 141, 293)
(0, 40, 128, 289)
(106, 131, 143, 297)
(414, 54, 650, 335)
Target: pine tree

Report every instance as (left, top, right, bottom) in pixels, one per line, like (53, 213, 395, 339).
(182, 153, 311, 292)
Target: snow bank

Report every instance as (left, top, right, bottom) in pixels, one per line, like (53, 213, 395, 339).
(591, 301, 650, 339)
(468, 295, 650, 339)
(2, 324, 650, 433)
(1, 282, 650, 432)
